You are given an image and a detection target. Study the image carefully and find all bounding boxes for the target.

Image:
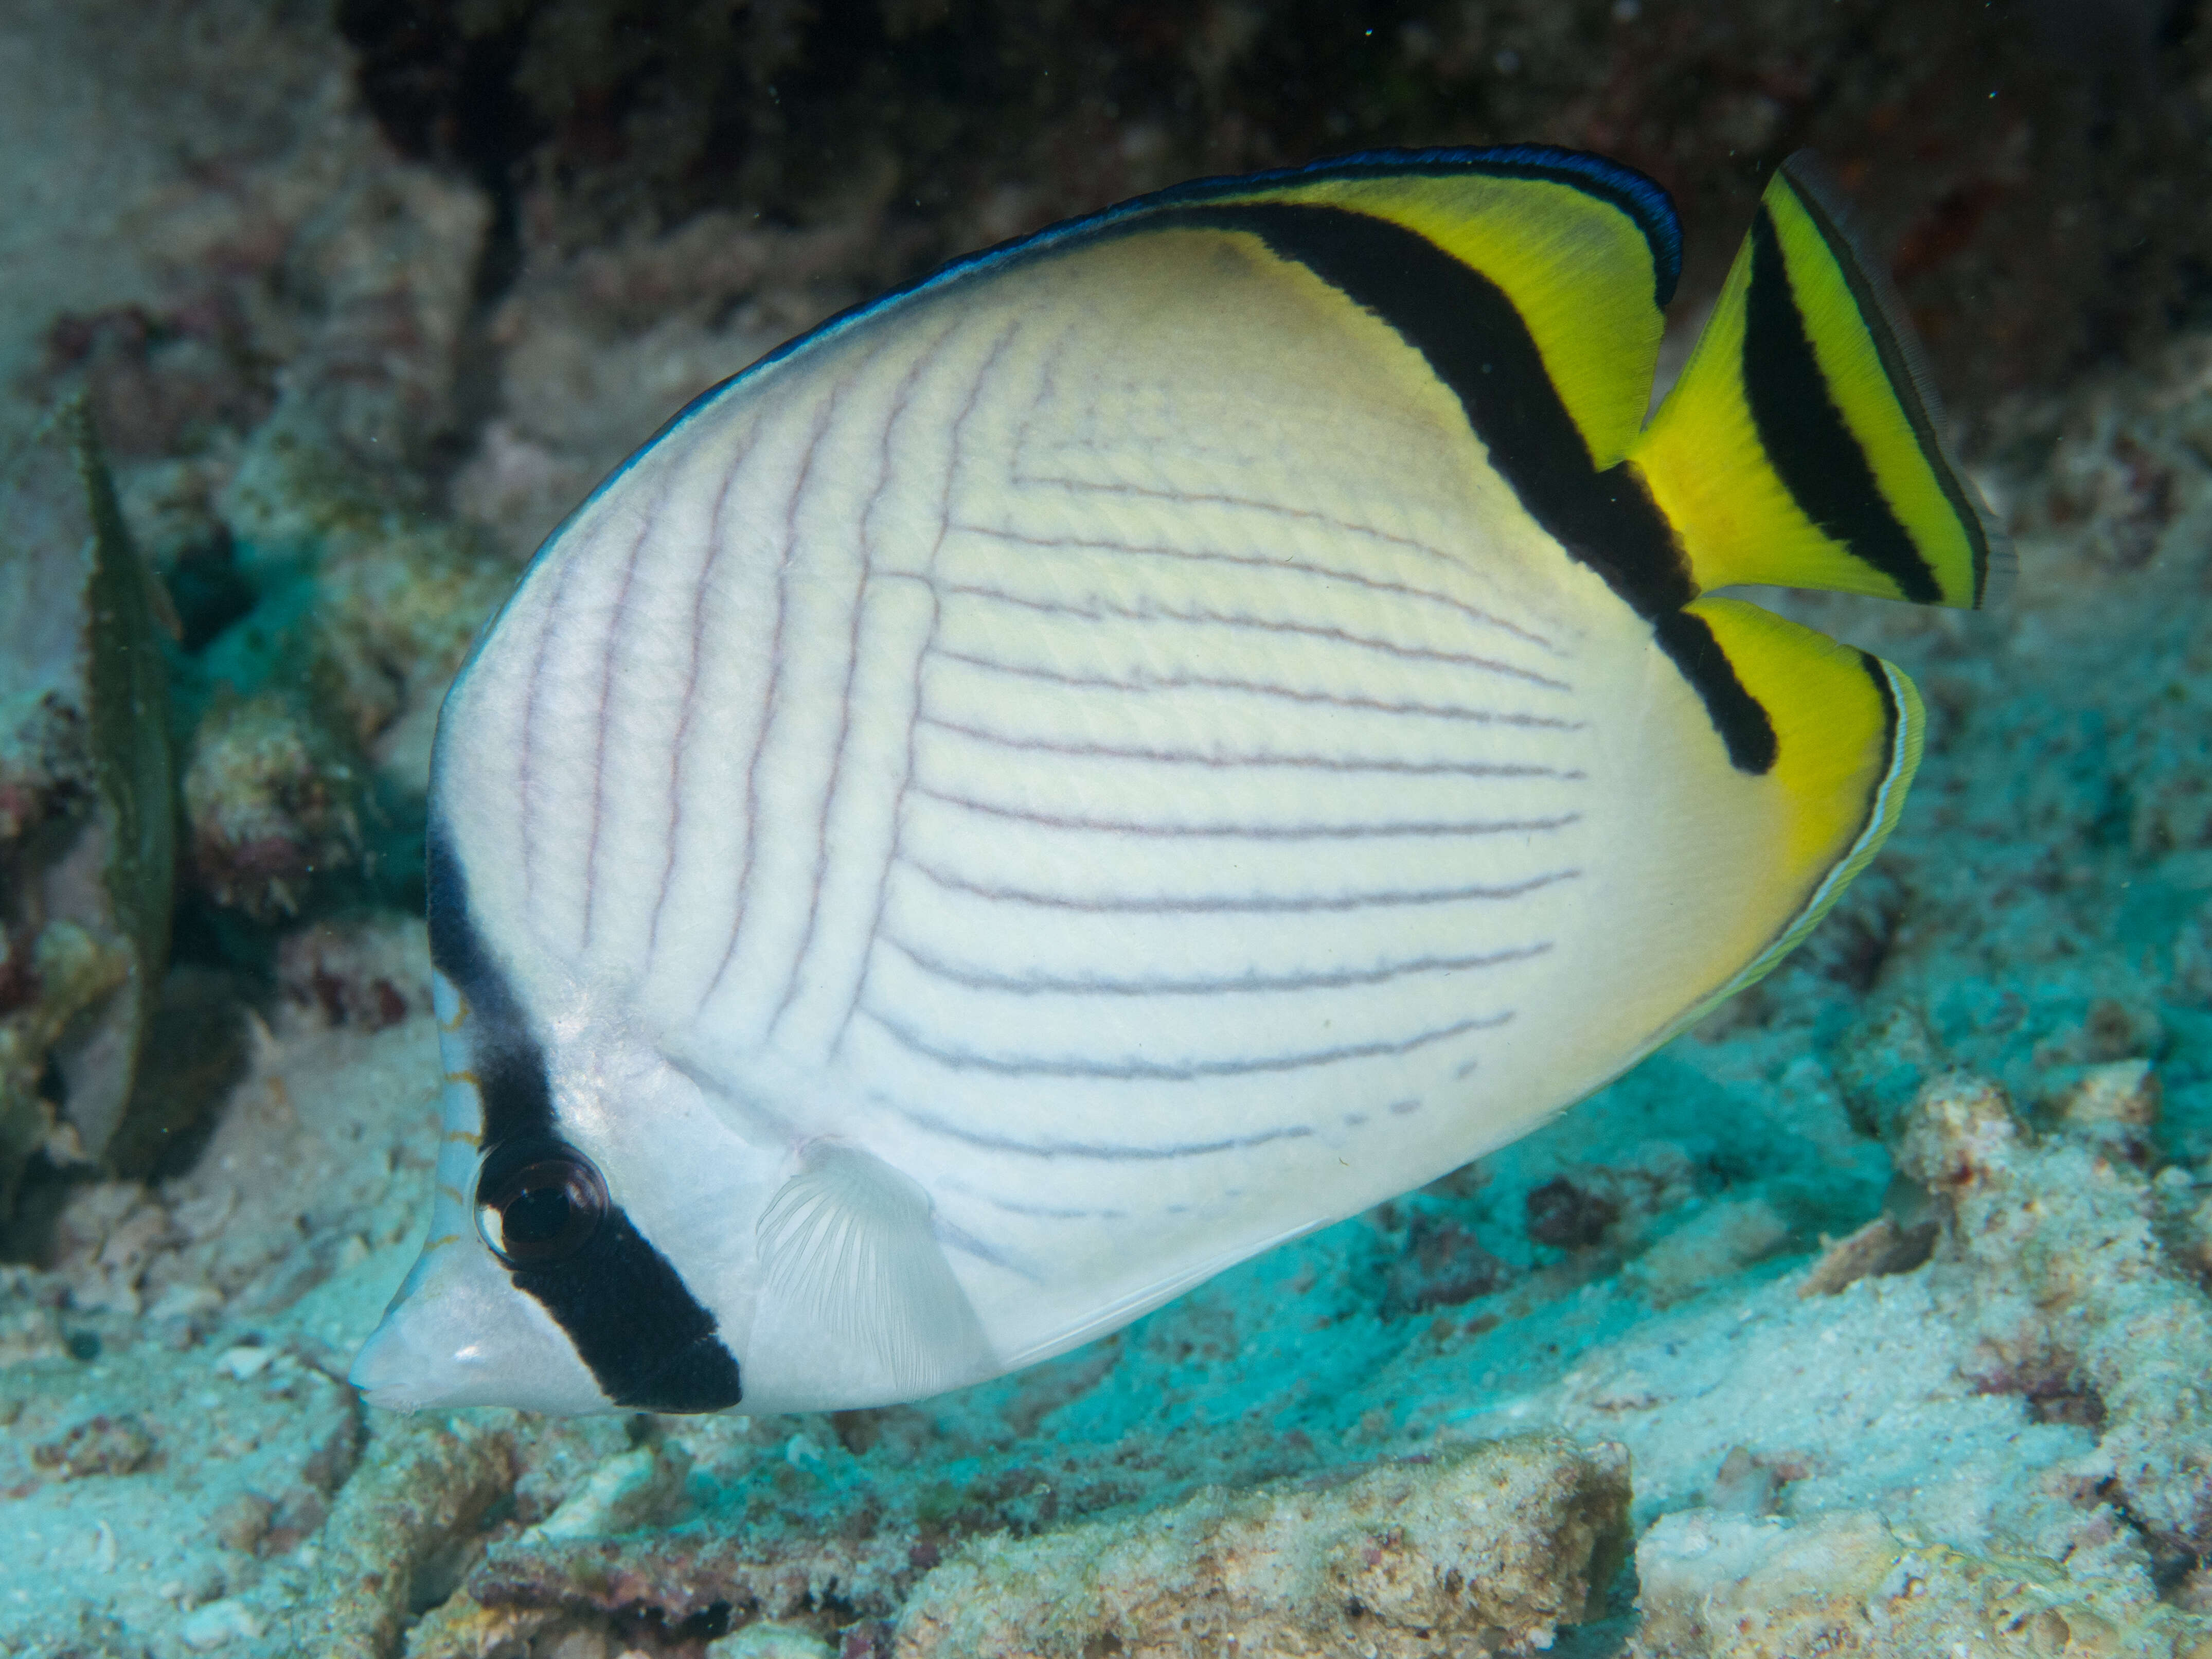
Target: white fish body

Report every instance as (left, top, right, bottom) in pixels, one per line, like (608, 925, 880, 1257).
(353, 147, 2001, 1414)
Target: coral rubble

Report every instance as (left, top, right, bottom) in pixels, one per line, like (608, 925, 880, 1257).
(1633, 1509, 2212, 1659)
(893, 1434, 1631, 1659)
(1899, 1072, 2212, 1562)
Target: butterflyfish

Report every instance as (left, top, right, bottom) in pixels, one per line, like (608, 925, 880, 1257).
(351, 147, 2007, 1415)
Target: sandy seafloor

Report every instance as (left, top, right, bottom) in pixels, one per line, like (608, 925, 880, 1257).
(3, 4, 2212, 1657)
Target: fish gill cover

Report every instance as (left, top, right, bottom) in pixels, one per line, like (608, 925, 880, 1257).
(0, 2, 2208, 1656)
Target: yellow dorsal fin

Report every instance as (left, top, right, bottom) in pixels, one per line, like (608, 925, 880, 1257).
(1628, 153, 2011, 609)
(1185, 148, 1679, 470)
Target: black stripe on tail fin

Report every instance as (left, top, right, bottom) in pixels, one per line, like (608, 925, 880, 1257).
(1628, 153, 2013, 610)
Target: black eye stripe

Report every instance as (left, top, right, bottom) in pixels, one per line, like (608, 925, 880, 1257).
(427, 820, 744, 1412)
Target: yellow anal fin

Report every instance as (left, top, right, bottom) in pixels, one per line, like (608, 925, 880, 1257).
(1628, 154, 2011, 610)
(1204, 148, 1677, 470)
(1673, 594, 1925, 1026)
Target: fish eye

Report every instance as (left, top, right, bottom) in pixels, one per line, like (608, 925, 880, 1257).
(473, 1138, 608, 1267)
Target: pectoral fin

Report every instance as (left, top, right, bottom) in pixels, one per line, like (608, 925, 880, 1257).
(747, 1141, 990, 1410)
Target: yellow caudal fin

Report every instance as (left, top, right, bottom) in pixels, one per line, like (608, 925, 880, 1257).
(1627, 153, 2012, 609)
(1661, 594, 1925, 1036)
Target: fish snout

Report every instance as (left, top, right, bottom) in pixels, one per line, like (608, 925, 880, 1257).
(347, 1240, 613, 1414)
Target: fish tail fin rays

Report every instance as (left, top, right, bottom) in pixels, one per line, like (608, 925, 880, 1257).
(1191, 146, 1680, 470)
(1651, 594, 1924, 1040)
(1627, 152, 2013, 609)
(746, 1142, 992, 1411)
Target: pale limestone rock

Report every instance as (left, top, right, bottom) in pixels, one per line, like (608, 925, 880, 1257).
(1630, 1507, 2212, 1658)
(894, 1433, 1630, 1659)
(707, 1620, 838, 1659)
(1897, 1074, 2212, 1558)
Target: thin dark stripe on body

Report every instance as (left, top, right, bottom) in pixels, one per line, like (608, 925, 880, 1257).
(893, 1099, 1318, 1160)
(879, 932, 1550, 995)
(911, 781, 1581, 841)
(861, 1001, 1507, 1079)
(927, 646, 1581, 729)
(581, 519, 655, 949)
(918, 710, 1583, 779)
(936, 580, 1574, 690)
(990, 475, 1564, 654)
(765, 343, 941, 1041)
(898, 852, 1578, 913)
(697, 390, 843, 1019)
(518, 543, 593, 917)
(647, 453, 749, 965)
(949, 520, 1560, 652)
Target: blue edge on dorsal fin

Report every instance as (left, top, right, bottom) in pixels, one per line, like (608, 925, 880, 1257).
(518, 146, 1684, 587)
(832, 144, 1683, 362)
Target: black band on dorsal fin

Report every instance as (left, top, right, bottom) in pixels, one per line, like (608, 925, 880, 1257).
(1158, 202, 1771, 772)
(1148, 145, 1683, 307)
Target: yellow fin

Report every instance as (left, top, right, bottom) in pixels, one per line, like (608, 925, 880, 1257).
(1198, 148, 1677, 470)
(1628, 154, 2011, 609)
(1662, 594, 1924, 1034)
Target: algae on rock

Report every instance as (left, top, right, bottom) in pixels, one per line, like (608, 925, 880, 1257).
(1632, 1508, 2212, 1659)
(0, 403, 174, 1212)
(891, 1433, 1632, 1659)
(1897, 1070, 2212, 1562)
(273, 1411, 519, 1659)
(1617, 1064, 2212, 1656)
(183, 689, 362, 921)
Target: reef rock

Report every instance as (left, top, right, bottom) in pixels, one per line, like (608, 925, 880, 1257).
(1632, 1508, 2212, 1658)
(891, 1434, 1631, 1659)
(1898, 1073, 2212, 1560)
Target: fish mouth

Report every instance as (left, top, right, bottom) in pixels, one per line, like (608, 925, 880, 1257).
(346, 1313, 431, 1411)
(345, 1309, 471, 1416)
(343, 1282, 511, 1413)
(343, 1250, 624, 1414)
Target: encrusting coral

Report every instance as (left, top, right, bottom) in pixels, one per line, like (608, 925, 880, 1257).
(1897, 1069, 2212, 1563)
(1627, 1066, 2212, 1659)
(272, 1412, 519, 1659)
(891, 1434, 1631, 1659)
(183, 691, 362, 921)
(1632, 1508, 2212, 1659)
